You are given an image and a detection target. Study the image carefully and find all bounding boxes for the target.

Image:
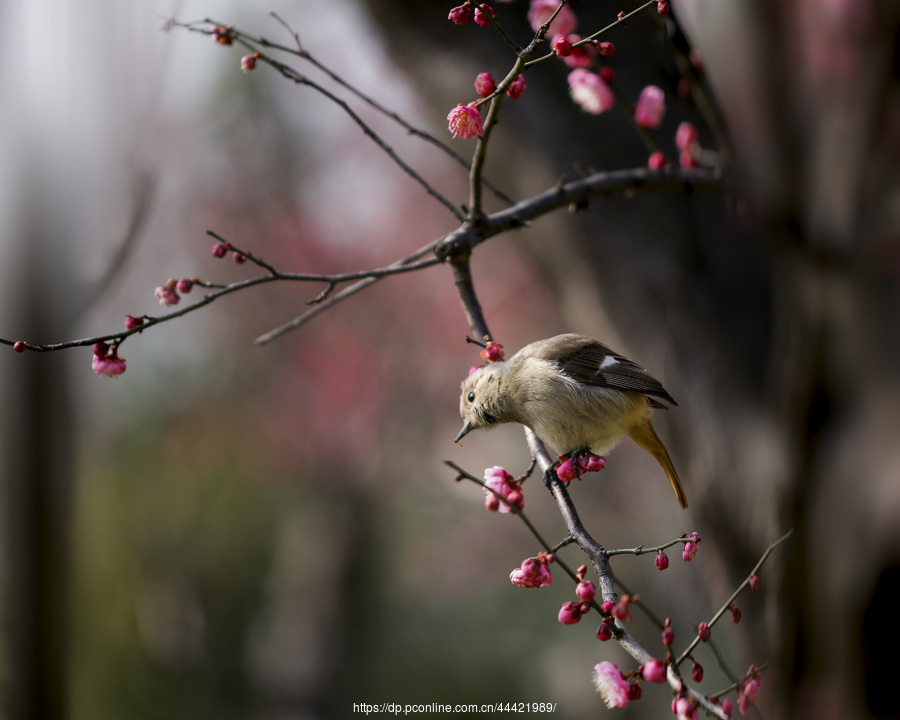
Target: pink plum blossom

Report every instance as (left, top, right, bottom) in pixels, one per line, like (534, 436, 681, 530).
(568, 69, 615, 115)
(635, 85, 666, 128)
(592, 661, 630, 708)
(527, 0, 577, 36)
(447, 103, 485, 139)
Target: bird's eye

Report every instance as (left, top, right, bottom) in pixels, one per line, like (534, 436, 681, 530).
(467, 391, 476, 402)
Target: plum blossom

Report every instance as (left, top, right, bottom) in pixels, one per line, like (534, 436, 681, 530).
(447, 103, 485, 139)
(568, 69, 615, 115)
(592, 661, 630, 708)
(527, 0, 577, 36)
(634, 85, 666, 128)
(509, 555, 553, 588)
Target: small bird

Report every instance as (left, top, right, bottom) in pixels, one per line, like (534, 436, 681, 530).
(456, 333, 688, 508)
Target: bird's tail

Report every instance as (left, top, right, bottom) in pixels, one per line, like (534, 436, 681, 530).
(628, 418, 689, 509)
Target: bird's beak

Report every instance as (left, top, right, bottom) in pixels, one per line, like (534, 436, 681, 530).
(454, 420, 472, 444)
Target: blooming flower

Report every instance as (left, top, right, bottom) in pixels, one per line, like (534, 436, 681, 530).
(634, 85, 666, 128)
(642, 657, 667, 683)
(510, 555, 553, 588)
(527, 0, 577, 36)
(154, 285, 179, 306)
(474, 72, 496, 98)
(673, 696, 700, 720)
(592, 661, 630, 708)
(447, 103, 484, 139)
(568, 69, 615, 115)
(92, 343, 126, 378)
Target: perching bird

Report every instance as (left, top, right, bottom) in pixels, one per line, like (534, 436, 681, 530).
(456, 333, 688, 508)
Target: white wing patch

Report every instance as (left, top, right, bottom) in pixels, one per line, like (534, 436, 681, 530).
(599, 355, 619, 369)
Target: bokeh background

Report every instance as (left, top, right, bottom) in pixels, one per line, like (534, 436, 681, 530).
(0, 1, 898, 719)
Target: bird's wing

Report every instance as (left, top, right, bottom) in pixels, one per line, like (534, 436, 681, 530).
(554, 337, 678, 407)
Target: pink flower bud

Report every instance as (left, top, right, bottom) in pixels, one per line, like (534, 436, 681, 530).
(506, 74, 526, 100)
(13, 341, 26, 353)
(448, 4, 471, 24)
(576, 580, 596, 602)
(749, 573, 761, 591)
(627, 683, 642, 701)
(738, 676, 760, 714)
(474, 72, 496, 98)
(125, 315, 146, 331)
(634, 85, 666, 129)
(599, 66, 615, 83)
(154, 285, 180, 306)
(658, 1, 670, 14)
(510, 555, 553, 588)
(682, 540, 698, 562)
(655, 550, 670, 570)
(612, 596, 632, 621)
(233, 251, 247, 264)
(642, 657, 667, 683)
(212, 26, 233, 45)
(479, 341, 504, 362)
(556, 456, 577, 482)
(579, 453, 605, 473)
(698, 621, 711, 642)
(506, 488, 524, 510)
(568, 69, 615, 115)
(212, 242, 228, 258)
(561, 34, 595, 68)
(595, 41, 615, 57)
(721, 698, 733, 716)
(240, 53, 259, 72)
(176, 278, 194, 294)
(552, 35, 572, 57)
(447, 103, 485, 139)
(485, 493, 501, 512)
(662, 624, 675, 646)
(730, 603, 742, 623)
(596, 619, 613, 641)
(601, 600, 615, 615)
(474, 3, 496, 27)
(558, 600, 582, 625)
(691, 661, 704, 682)
(675, 121, 699, 151)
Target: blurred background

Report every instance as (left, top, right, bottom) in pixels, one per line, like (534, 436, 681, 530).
(0, 1, 898, 719)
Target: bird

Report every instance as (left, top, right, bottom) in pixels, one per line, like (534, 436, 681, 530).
(455, 333, 688, 508)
